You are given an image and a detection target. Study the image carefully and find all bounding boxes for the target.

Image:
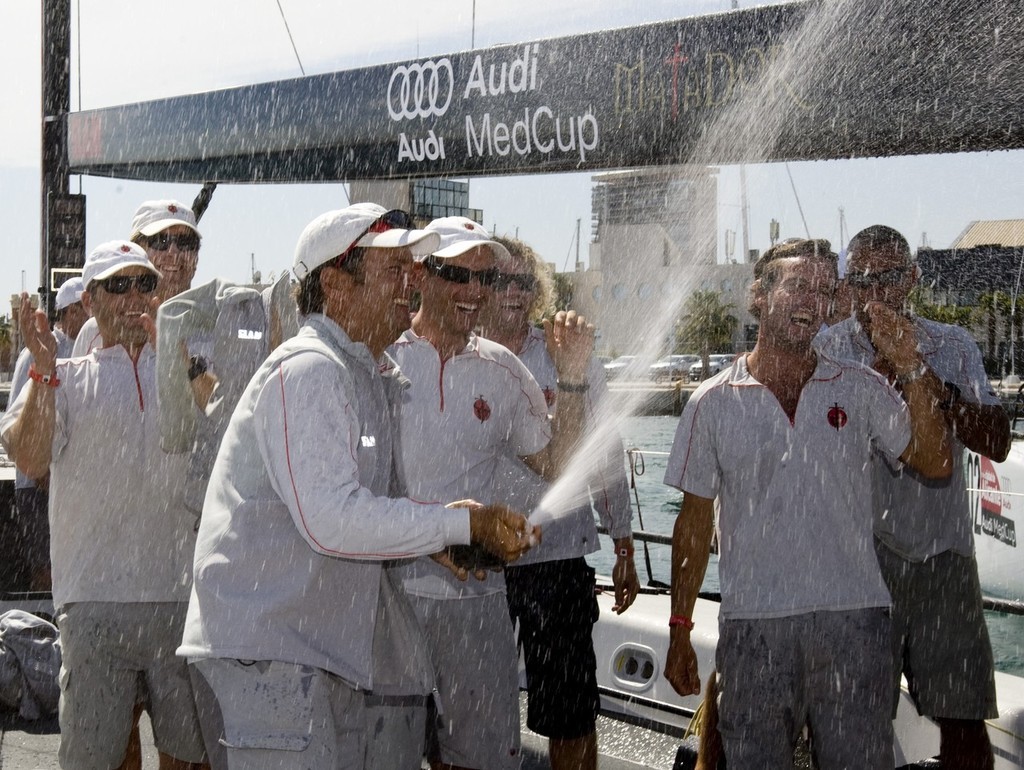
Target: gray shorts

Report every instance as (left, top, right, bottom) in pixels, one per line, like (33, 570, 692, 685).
(716, 608, 893, 770)
(191, 658, 371, 770)
(56, 602, 206, 768)
(410, 592, 521, 770)
(875, 541, 999, 720)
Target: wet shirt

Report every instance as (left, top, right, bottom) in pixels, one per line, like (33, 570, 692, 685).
(387, 329, 551, 599)
(179, 315, 467, 688)
(817, 316, 1000, 560)
(664, 354, 910, 620)
(0, 344, 195, 609)
(490, 325, 633, 564)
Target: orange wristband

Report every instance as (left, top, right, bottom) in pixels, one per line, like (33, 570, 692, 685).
(29, 364, 60, 388)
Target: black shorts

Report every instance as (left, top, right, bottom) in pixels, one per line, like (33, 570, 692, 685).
(505, 557, 600, 740)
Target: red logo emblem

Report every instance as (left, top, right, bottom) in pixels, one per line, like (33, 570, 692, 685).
(120, 244, 132, 252)
(168, 204, 178, 213)
(542, 387, 555, 407)
(473, 395, 491, 422)
(464, 222, 475, 230)
(827, 402, 848, 431)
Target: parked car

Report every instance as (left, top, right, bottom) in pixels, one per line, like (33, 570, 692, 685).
(604, 355, 642, 380)
(648, 354, 699, 382)
(688, 354, 737, 382)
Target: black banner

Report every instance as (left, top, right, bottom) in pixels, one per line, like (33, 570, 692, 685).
(65, 0, 1024, 183)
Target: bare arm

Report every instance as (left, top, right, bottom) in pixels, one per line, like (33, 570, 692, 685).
(5, 295, 59, 480)
(866, 303, 953, 479)
(665, 492, 715, 697)
(948, 401, 1010, 462)
(521, 310, 594, 480)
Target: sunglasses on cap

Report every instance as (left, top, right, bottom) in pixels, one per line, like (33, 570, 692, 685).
(423, 257, 499, 287)
(493, 273, 537, 292)
(332, 209, 416, 268)
(146, 231, 201, 252)
(845, 266, 908, 289)
(97, 274, 159, 295)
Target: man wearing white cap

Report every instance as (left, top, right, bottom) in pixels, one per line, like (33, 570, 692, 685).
(387, 216, 594, 770)
(73, 199, 203, 355)
(178, 204, 537, 769)
(2, 242, 207, 770)
(3, 276, 89, 592)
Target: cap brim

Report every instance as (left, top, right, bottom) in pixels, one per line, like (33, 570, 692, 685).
(431, 239, 511, 262)
(137, 219, 201, 238)
(358, 229, 441, 257)
(90, 263, 163, 283)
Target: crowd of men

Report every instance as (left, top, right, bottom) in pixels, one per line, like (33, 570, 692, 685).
(0, 200, 1008, 770)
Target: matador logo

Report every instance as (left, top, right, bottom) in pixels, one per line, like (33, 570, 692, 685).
(473, 395, 492, 422)
(827, 402, 848, 431)
(542, 386, 555, 407)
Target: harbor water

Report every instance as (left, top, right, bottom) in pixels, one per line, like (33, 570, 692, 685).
(586, 414, 1024, 678)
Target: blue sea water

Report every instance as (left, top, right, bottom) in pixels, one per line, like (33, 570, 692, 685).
(587, 415, 1024, 677)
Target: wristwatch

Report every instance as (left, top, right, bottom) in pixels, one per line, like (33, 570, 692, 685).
(188, 355, 209, 382)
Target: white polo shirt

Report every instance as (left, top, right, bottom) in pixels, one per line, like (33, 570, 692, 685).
(664, 353, 910, 620)
(388, 329, 551, 599)
(817, 316, 1001, 560)
(0, 344, 195, 609)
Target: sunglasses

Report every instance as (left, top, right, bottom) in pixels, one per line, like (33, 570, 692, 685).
(423, 257, 498, 287)
(332, 209, 416, 268)
(97, 273, 159, 295)
(147, 231, 201, 252)
(846, 266, 908, 289)
(493, 273, 537, 292)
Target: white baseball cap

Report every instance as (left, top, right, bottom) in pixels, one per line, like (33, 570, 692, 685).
(130, 200, 201, 240)
(293, 203, 440, 281)
(423, 216, 511, 262)
(55, 276, 85, 310)
(83, 241, 161, 287)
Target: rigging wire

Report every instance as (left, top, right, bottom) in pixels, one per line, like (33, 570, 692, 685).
(626, 449, 670, 589)
(785, 162, 810, 238)
(274, 0, 306, 76)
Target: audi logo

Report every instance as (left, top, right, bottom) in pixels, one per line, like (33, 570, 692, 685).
(387, 59, 454, 121)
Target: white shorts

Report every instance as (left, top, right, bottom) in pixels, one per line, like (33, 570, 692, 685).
(56, 602, 206, 768)
(410, 592, 522, 770)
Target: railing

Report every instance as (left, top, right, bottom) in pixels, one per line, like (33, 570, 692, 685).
(606, 447, 1024, 617)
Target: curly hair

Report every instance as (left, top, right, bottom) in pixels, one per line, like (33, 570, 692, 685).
(492, 235, 555, 323)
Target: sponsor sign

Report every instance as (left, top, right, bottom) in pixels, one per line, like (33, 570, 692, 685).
(65, 0, 1024, 183)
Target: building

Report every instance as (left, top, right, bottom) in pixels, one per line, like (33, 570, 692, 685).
(569, 166, 756, 357)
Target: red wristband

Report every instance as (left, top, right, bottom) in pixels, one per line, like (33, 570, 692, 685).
(28, 364, 60, 388)
(669, 614, 694, 630)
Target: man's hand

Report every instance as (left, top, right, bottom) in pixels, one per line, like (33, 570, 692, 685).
(612, 538, 640, 614)
(864, 302, 921, 375)
(462, 500, 539, 563)
(665, 630, 701, 697)
(18, 293, 58, 375)
(543, 310, 594, 384)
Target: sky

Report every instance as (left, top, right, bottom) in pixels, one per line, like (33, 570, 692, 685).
(2, 0, 1023, 310)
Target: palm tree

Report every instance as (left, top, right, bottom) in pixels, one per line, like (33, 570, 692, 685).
(677, 290, 738, 380)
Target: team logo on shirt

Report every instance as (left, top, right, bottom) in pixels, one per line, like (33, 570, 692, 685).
(473, 395, 492, 422)
(827, 402, 848, 431)
(542, 386, 555, 407)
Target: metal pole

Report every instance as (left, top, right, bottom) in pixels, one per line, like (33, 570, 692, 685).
(41, 0, 72, 316)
